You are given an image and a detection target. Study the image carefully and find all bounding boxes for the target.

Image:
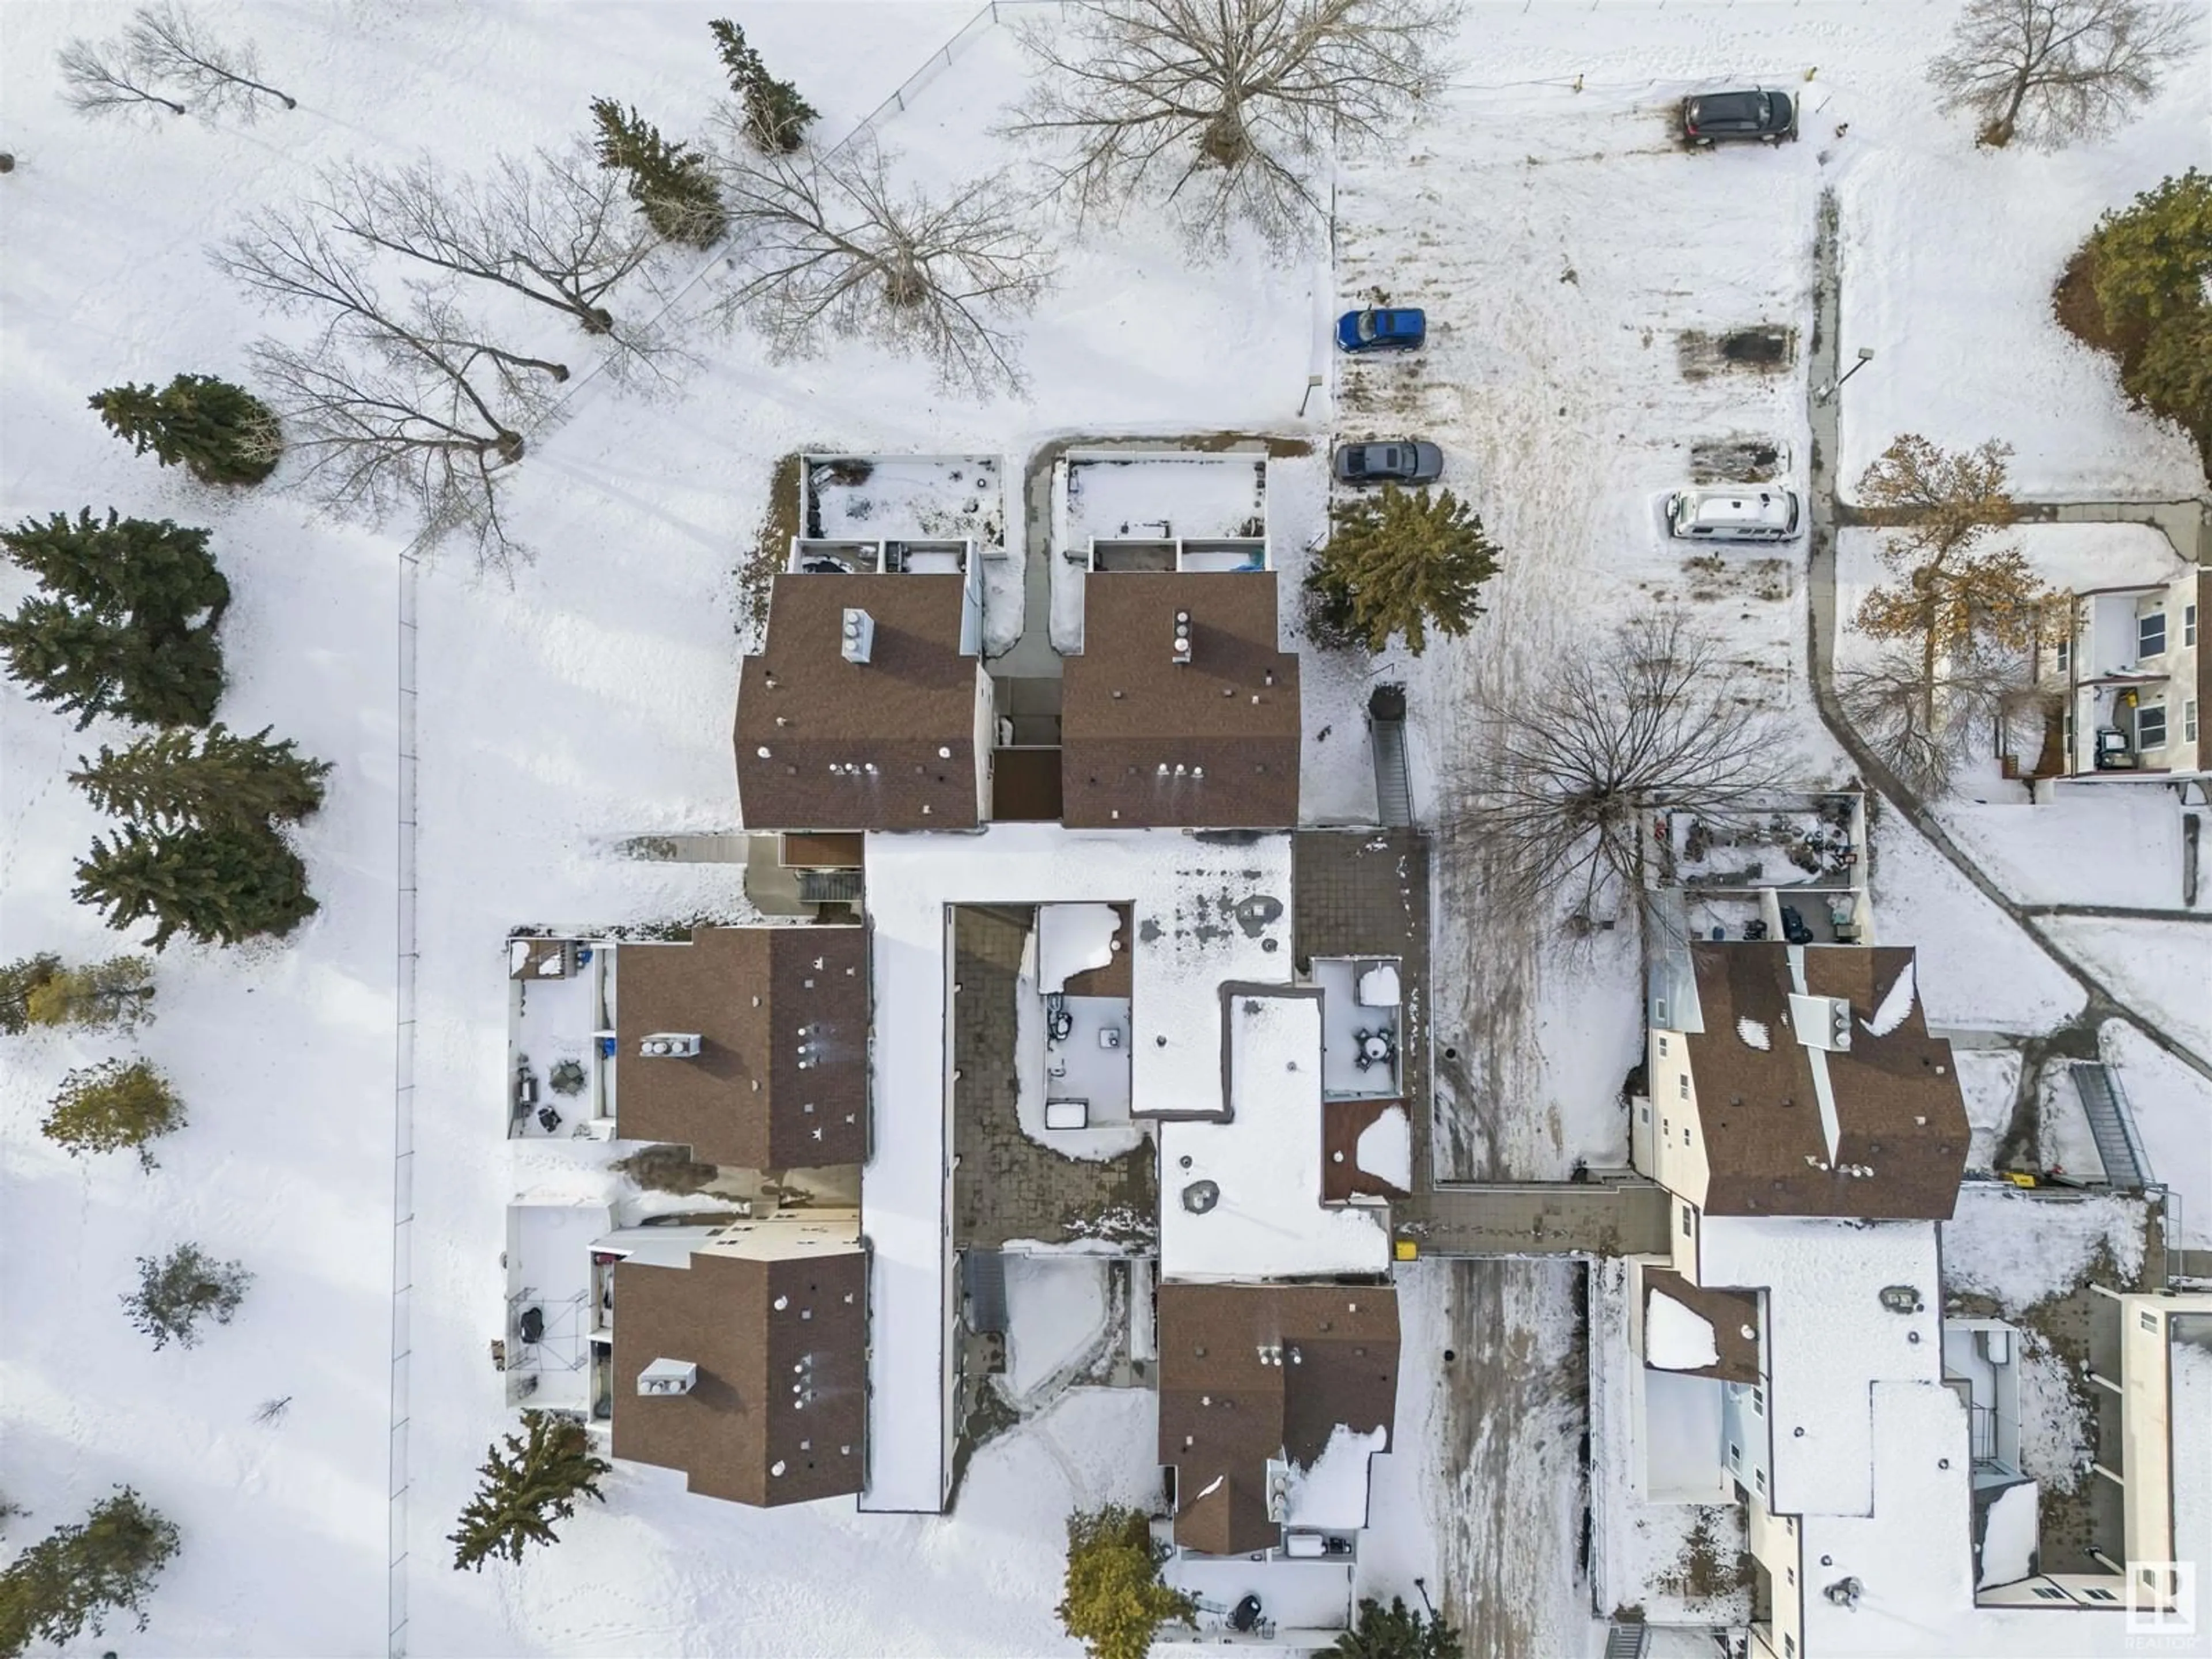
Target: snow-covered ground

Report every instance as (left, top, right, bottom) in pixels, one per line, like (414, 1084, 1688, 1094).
(1002, 1255, 1109, 1399)
(2041, 914, 2212, 1058)
(7, 1, 2206, 1655)
(1942, 1184, 2149, 1315)
(2100, 1024, 2212, 1250)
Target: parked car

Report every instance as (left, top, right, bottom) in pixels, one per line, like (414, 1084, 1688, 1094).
(1681, 88, 1797, 145)
(1332, 440, 1444, 486)
(1336, 307, 1427, 353)
(1664, 486, 1801, 543)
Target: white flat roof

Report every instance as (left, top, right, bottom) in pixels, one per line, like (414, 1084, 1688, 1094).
(859, 824, 1295, 1512)
(1696, 1215, 1942, 1518)
(1158, 991, 1390, 1281)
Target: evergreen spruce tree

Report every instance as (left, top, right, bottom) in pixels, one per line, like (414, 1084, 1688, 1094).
(589, 98, 728, 247)
(1056, 1505, 1195, 1659)
(449, 1410, 611, 1571)
(40, 1058, 185, 1166)
(72, 723, 332, 830)
(74, 821, 317, 950)
(0, 952, 66, 1035)
(89, 373, 283, 486)
(21, 954, 157, 1032)
(1305, 486, 1502, 656)
(120, 1244, 251, 1350)
(0, 510, 228, 729)
(1332, 1595, 1465, 1659)
(0, 1487, 180, 1654)
(709, 18, 818, 153)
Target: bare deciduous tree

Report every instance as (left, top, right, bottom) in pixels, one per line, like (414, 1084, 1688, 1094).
(1006, 0, 1460, 253)
(216, 210, 566, 571)
(1839, 640, 2046, 798)
(1450, 610, 1792, 929)
(1927, 0, 2198, 150)
(57, 37, 187, 119)
(314, 147, 677, 372)
(125, 1, 296, 120)
(707, 137, 1054, 397)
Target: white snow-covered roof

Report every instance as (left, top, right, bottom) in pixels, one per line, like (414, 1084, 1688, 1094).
(1157, 991, 1390, 1281)
(1645, 1290, 1721, 1372)
(1797, 1384, 2123, 1656)
(860, 824, 1294, 1510)
(1354, 1105, 1411, 1191)
(1696, 1215, 1942, 1517)
(1283, 1423, 1388, 1529)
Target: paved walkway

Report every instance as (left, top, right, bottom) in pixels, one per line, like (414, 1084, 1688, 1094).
(1396, 1180, 1672, 1259)
(1805, 191, 2212, 1088)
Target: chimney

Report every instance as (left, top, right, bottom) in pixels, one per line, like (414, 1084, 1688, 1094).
(638, 1357, 698, 1396)
(638, 1032, 703, 1058)
(1171, 609, 1192, 666)
(841, 608, 874, 665)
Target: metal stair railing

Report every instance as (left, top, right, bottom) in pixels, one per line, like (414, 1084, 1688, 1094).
(2071, 1063, 2150, 1191)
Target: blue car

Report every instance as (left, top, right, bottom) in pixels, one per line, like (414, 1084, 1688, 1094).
(1336, 307, 1426, 354)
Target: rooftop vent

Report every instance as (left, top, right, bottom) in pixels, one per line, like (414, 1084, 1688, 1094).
(841, 608, 875, 665)
(1171, 609, 1192, 666)
(638, 1357, 698, 1396)
(1181, 1179, 1221, 1214)
(1787, 992, 1853, 1054)
(638, 1032, 702, 1059)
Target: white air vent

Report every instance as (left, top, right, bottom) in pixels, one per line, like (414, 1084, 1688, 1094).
(638, 1357, 697, 1396)
(638, 1032, 702, 1058)
(840, 608, 874, 665)
(1787, 993, 1853, 1053)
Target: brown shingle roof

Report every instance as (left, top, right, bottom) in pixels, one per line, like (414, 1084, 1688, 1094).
(736, 574, 980, 832)
(1642, 1266, 1762, 1384)
(1683, 944, 1967, 1221)
(1157, 1283, 1398, 1555)
(615, 927, 866, 1168)
(1062, 574, 1300, 828)
(610, 1246, 865, 1507)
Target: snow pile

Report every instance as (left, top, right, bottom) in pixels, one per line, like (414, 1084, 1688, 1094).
(1355, 1106, 1411, 1191)
(1357, 963, 1400, 1007)
(1737, 1017, 1772, 1051)
(1001, 1255, 1109, 1399)
(1941, 1184, 2148, 1315)
(1037, 902, 1120, 995)
(1283, 1423, 1388, 1529)
(1863, 958, 1917, 1039)
(1645, 1291, 1721, 1373)
(1975, 1479, 2039, 1590)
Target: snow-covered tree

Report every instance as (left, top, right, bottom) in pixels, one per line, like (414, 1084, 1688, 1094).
(73, 724, 332, 831)
(122, 1244, 251, 1349)
(590, 99, 728, 248)
(1927, 0, 2198, 149)
(449, 1411, 609, 1571)
(56, 36, 187, 119)
(0, 1488, 180, 1653)
(123, 1, 296, 120)
(1453, 609, 1791, 928)
(40, 1058, 185, 1166)
(709, 137, 1054, 397)
(1057, 1505, 1195, 1659)
(1333, 1595, 1464, 1659)
(709, 17, 818, 153)
(1305, 485, 1501, 655)
(0, 953, 66, 1036)
(74, 822, 317, 951)
(89, 374, 283, 485)
(0, 510, 229, 729)
(1008, 0, 1461, 253)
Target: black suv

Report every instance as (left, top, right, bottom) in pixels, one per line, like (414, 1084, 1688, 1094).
(1682, 88, 1797, 145)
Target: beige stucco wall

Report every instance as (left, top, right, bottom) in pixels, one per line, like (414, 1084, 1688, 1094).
(1746, 1488, 1806, 1659)
(1647, 1027, 1712, 1211)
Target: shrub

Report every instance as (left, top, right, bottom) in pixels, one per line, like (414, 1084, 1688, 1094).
(41, 1058, 185, 1166)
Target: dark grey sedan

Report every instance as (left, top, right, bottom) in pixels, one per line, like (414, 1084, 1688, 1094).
(1683, 88, 1797, 145)
(1332, 440, 1444, 486)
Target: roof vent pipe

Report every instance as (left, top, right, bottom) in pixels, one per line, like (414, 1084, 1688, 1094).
(1172, 609, 1192, 666)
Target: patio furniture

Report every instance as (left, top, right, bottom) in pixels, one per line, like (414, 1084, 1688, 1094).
(518, 1305, 545, 1344)
(536, 1105, 562, 1134)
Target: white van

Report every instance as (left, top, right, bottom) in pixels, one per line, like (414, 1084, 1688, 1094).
(1664, 486, 1802, 543)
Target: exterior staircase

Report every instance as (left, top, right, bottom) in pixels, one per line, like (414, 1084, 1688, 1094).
(2071, 1063, 2150, 1191)
(1601, 1620, 1649, 1659)
(962, 1249, 1009, 1334)
(1369, 684, 1414, 827)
